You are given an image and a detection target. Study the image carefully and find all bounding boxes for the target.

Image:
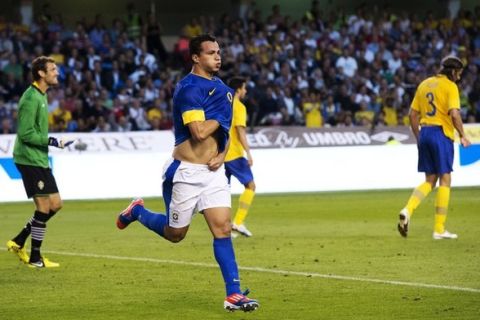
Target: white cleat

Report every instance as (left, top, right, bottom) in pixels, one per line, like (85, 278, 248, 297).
(397, 208, 409, 238)
(232, 224, 253, 237)
(433, 230, 458, 240)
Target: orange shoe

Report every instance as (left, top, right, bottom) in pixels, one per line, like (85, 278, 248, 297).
(116, 198, 144, 229)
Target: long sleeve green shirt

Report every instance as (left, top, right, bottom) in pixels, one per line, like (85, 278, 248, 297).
(13, 84, 50, 168)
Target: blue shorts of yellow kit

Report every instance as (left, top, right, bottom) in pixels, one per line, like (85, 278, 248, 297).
(418, 126, 454, 174)
(225, 157, 254, 185)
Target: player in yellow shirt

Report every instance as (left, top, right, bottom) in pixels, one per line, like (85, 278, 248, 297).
(225, 77, 255, 237)
(398, 56, 471, 239)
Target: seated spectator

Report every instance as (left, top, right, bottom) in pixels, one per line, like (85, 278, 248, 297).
(50, 44, 65, 65)
(337, 111, 354, 127)
(381, 97, 398, 126)
(147, 97, 163, 126)
(335, 45, 358, 78)
(49, 101, 72, 132)
(1, 118, 14, 134)
(92, 116, 111, 132)
(115, 115, 132, 132)
(2, 55, 23, 81)
(279, 87, 302, 125)
(354, 102, 374, 126)
(302, 90, 323, 128)
(128, 98, 150, 130)
(354, 85, 371, 105)
(258, 86, 283, 125)
(322, 94, 340, 126)
(183, 17, 203, 39)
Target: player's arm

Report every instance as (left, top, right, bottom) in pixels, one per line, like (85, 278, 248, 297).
(180, 85, 220, 142)
(409, 89, 421, 143)
(448, 83, 470, 147)
(449, 109, 471, 147)
(236, 125, 253, 166)
(408, 108, 420, 143)
(16, 97, 49, 146)
(187, 119, 220, 142)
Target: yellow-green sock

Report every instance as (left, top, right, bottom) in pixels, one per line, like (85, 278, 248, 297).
(405, 182, 432, 217)
(434, 186, 450, 234)
(233, 188, 255, 226)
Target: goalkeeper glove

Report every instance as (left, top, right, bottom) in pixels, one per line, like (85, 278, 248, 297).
(48, 137, 75, 149)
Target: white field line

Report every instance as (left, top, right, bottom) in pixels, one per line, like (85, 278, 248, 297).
(17, 249, 480, 294)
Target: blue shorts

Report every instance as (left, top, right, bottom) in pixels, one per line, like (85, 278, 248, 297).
(225, 157, 254, 185)
(418, 126, 454, 174)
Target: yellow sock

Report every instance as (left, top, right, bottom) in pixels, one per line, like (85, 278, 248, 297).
(434, 186, 450, 234)
(405, 182, 432, 217)
(233, 188, 255, 226)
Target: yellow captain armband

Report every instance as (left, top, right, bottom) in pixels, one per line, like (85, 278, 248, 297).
(182, 109, 205, 124)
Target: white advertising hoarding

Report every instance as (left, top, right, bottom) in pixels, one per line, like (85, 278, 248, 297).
(0, 128, 478, 202)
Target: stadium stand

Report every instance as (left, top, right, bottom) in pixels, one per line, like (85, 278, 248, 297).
(0, 3, 479, 133)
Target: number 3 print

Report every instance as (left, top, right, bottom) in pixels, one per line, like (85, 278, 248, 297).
(426, 92, 436, 116)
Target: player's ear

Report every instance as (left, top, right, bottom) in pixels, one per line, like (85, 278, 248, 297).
(38, 69, 46, 78)
(192, 54, 200, 64)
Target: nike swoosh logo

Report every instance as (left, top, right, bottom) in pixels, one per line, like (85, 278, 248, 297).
(29, 261, 44, 267)
(209, 88, 216, 96)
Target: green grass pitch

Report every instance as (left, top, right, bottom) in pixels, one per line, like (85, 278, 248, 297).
(1, 188, 479, 319)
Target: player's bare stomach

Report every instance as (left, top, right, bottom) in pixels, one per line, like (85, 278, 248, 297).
(173, 136, 219, 165)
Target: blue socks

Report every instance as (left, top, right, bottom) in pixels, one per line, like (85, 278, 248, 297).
(132, 206, 241, 296)
(213, 237, 241, 295)
(133, 206, 166, 237)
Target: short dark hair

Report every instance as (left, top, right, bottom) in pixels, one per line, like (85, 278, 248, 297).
(31, 56, 55, 81)
(228, 76, 246, 92)
(189, 34, 216, 58)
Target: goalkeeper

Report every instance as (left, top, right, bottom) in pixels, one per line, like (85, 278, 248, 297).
(6, 56, 74, 268)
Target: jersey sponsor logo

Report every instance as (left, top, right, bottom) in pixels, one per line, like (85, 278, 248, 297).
(208, 88, 216, 96)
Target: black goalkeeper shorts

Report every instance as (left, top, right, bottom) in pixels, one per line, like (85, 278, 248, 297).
(15, 163, 59, 198)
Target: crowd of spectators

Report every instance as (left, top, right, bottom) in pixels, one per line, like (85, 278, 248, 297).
(1, 1, 480, 135)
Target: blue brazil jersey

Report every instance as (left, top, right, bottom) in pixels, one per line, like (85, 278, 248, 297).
(172, 73, 233, 152)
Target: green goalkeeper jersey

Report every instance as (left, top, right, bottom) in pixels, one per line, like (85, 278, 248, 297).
(13, 84, 50, 168)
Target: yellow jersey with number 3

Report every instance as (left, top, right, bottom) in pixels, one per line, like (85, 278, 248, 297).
(410, 74, 460, 140)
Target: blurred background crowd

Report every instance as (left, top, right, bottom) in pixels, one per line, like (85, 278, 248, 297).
(0, 0, 480, 134)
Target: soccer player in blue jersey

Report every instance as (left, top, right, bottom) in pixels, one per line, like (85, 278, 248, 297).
(116, 34, 259, 312)
(398, 56, 471, 239)
(225, 77, 256, 237)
